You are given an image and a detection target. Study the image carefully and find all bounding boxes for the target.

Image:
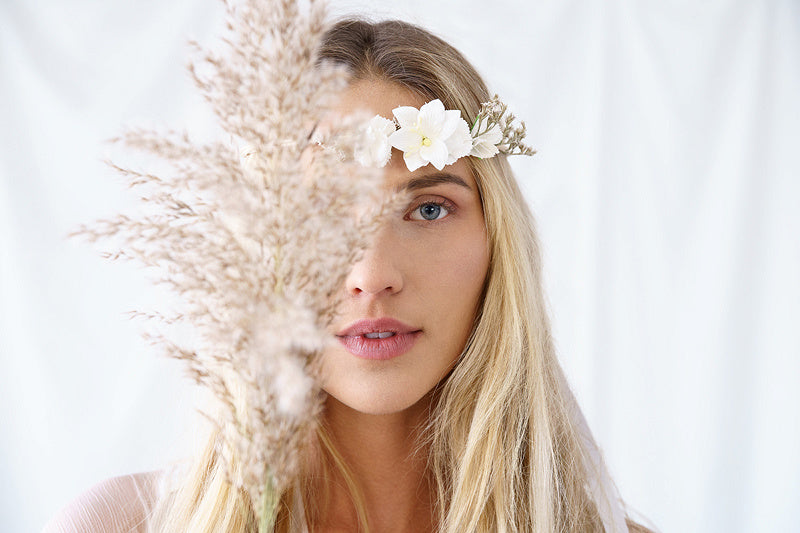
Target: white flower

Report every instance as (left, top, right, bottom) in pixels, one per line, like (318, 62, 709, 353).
(469, 118, 503, 158)
(355, 115, 396, 167)
(388, 99, 472, 171)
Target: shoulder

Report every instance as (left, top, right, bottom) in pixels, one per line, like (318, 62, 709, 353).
(42, 471, 161, 533)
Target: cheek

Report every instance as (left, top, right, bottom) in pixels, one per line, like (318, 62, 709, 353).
(419, 229, 489, 379)
(407, 225, 490, 314)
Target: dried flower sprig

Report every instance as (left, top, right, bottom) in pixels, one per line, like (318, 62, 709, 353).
(73, 0, 391, 529)
(470, 94, 537, 157)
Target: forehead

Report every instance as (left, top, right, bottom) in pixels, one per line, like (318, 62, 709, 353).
(336, 78, 477, 191)
(337, 78, 426, 121)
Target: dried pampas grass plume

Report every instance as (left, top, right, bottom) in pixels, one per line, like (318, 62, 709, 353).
(73, 0, 391, 528)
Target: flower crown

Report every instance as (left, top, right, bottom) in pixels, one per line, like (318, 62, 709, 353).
(355, 94, 536, 171)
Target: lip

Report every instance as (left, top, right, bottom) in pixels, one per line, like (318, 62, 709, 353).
(336, 318, 422, 360)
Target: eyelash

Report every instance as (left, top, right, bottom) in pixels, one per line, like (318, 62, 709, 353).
(405, 197, 458, 223)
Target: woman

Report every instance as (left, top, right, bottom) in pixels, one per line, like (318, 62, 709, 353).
(45, 18, 651, 533)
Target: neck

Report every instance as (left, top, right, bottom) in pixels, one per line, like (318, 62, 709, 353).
(313, 394, 436, 533)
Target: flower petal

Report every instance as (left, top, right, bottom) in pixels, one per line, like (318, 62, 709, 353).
(444, 119, 473, 164)
(355, 115, 396, 167)
(469, 140, 500, 159)
(392, 106, 420, 129)
(403, 150, 428, 172)
(389, 128, 422, 153)
(417, 99, 446, 138)
(420, 139, 449, 170)
(439, 109, 464, 139)
(372, 115, 397, 136)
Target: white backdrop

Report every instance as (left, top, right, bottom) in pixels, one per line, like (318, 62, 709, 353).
(2, 1, 798, 532)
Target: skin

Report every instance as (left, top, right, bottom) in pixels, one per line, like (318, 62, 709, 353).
(316, 79, 490, 532)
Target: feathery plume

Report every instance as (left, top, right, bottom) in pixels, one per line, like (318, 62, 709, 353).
(73, 0, 389, 528)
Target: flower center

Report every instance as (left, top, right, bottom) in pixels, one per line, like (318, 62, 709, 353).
(422, 137, 432, 147)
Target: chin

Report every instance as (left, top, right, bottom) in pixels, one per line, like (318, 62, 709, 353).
(322, 383, 433, 416)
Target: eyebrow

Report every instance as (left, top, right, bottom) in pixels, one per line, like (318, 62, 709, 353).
(401, 172, 472, 192)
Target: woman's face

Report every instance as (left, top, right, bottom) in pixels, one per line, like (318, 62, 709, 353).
(321, 79, 490, 415)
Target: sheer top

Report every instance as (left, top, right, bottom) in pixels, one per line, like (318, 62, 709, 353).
(42, 472, 160, 533)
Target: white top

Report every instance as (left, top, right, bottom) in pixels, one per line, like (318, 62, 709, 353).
(42, 472, 160, 533)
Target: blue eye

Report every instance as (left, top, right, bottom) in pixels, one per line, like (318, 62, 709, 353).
(409, 201, 450, 221)
(420, 203, 442, 220)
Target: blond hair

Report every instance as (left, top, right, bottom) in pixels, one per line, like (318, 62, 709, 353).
(151, 18, 645, 533)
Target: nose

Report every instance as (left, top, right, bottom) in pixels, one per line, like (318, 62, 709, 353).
(345, 232, 403, 297)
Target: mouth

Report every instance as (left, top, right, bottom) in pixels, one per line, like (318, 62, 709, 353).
(336, 318, 422, 360)
(362, 331, 396, 339)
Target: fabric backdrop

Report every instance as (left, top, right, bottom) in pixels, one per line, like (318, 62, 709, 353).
(2, 1, 798, 532)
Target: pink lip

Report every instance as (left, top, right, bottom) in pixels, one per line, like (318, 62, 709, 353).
(336, 318, 422, 360)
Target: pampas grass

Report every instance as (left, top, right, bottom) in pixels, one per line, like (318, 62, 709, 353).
(73, 0, 389, 527)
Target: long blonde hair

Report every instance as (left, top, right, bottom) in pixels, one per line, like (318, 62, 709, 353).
(151, 18, 643, 533)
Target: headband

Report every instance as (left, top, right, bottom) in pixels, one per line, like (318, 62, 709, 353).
(354, 95, 536, 171)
